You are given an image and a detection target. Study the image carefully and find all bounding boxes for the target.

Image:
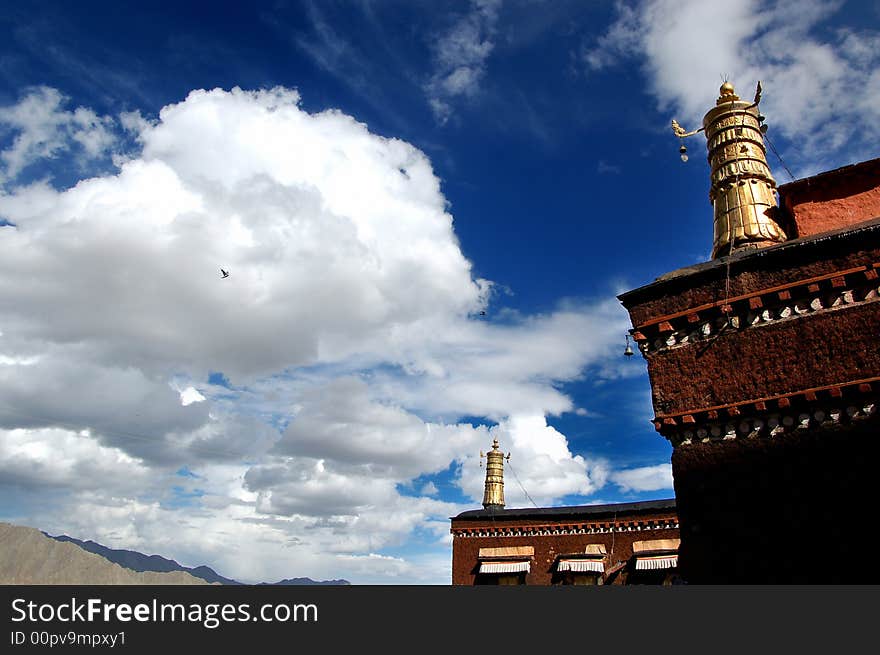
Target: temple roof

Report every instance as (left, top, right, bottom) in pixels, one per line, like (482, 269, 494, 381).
(451, 498, 676, 521)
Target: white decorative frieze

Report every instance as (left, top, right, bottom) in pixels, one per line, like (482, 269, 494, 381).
(633, 268, 879, 356)
(452, 521, 679, 539)
(669, 397, 878, 447)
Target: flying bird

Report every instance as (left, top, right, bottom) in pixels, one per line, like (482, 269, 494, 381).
(480, 310, 486, 316)
(220, 269, 229, 278)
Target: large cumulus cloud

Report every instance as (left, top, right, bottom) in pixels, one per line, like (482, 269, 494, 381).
(1, 86, 488, 381)
(0, 86, 657, 583)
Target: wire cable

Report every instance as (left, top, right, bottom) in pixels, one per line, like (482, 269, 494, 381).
(764, 131, 796, 182)
(505, 458, 540, 509)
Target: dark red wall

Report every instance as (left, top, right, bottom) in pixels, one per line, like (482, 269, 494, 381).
(451, 511, 679, 585)
(647, 304, 879, 414)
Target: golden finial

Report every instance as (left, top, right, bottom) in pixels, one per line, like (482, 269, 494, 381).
(699, 80, 787, 257)
(481, 439, 509, 510)
(716, 81, 739, 104)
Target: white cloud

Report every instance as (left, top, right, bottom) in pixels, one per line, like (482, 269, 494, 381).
(0, 427, 150, 492)
(0, 87, 118, 182)
(0, 87, 488, 382)
(118, 109, 154, 137)
(368, 299, 630, 421)
(266, 377, 486, 478)
(583, 0, 880, 174)
(425, 0, 503, 123)
(0, 85, 636, 583)
(610, 463, 673, 493)
(177, 386, 206, 406)
(457, 414, 610, 508)
(0, 354, 224, 465)
(583, 1, 642, 72)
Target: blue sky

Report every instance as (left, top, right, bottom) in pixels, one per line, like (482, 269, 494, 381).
(0, 0, 877, 584)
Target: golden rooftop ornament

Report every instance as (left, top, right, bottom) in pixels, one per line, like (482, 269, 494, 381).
(672, 81, 788, 259)
(480, 439, 510, 510)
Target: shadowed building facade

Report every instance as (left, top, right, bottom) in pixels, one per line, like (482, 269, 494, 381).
(619, 83, 880, 583)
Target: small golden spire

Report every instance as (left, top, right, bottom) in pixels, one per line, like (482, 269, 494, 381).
(481, 439, 509, 510)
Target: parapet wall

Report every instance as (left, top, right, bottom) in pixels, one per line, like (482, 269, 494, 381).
(779, 158, 880, 239)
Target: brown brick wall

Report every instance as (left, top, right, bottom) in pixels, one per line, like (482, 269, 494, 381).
(646, 302, 880, 415)
(451, 512, 679, 585)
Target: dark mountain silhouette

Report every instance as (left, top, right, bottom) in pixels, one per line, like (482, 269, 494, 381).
(260, 577, 350, 586)
(50, 535, 240, 584)
(49, 534, 349, 585)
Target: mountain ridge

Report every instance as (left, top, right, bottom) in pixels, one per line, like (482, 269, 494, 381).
(47, 532, 350, 585)
(0, 523, 210, 585)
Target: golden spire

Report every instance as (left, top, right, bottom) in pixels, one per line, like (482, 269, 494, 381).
(703, 81, 788, 257)
(480, 439, 509, 510)
(674, 81, 788, 259)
